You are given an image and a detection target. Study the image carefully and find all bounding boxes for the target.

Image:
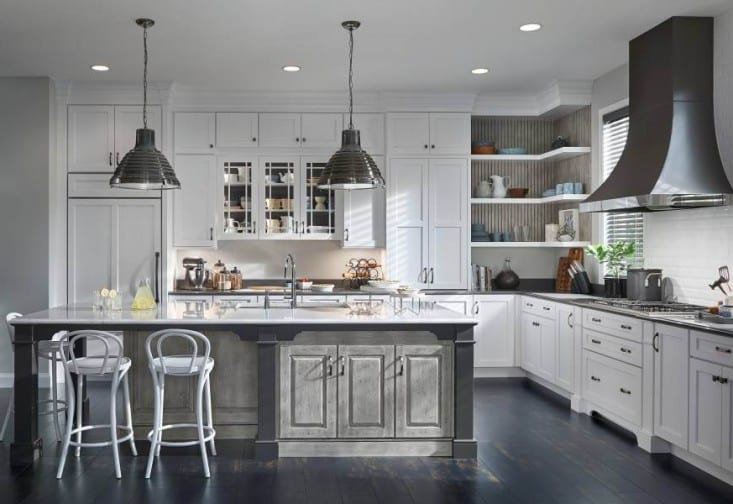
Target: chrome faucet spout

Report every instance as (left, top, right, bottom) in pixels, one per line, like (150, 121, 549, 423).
(284, 254, 297, 308)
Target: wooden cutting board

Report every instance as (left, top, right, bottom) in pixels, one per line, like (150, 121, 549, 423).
(556, 257, 573, 292)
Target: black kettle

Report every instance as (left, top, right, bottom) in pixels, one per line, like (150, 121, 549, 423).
(495, 257, 520, 290)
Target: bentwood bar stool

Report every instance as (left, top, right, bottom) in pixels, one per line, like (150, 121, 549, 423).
(56, 330, 137, 479)
(144, 329, 216, 479)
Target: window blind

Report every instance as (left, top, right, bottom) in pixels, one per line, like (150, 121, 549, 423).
(602, 108, 644, 267)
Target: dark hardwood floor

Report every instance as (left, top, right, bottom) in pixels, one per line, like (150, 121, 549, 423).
(1, 379, 732, 503)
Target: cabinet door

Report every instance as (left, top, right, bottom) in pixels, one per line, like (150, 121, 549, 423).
(115, 200, 162, 302)
(428, 113, 470, 154)
(537, 317, 557, 383)
(337, 345, 395, 438)
(388, 158, 429, 286)
(474, 296, 515, 367)
(521, 314, 540, 375)
(689, 358, 722, 465)
(259, 113, 301, 148)
(653, 324, 689, 449)
(395, 344, 453, 438)
(260, 157, 301, 239)
(722, 366, 733, 472)
(280, 345, 337, 438)
(67, 105, 115, 172)
(346, 113, 385, 154)
(427, 158, 468, 289)
(174, 113, 215, 152)
(68, 200, 115, 304)
(220, 159, 259, 239)
(338, 155, 385, 248)
(216, 113, 259, 148)
(556, 305, 576, 392)
(114, 105, 162, 164)
(301, 158, 336, 240)
(300, 113, 342, 149)
(387, 113, 430, 155)
(172, 155, 217, 247)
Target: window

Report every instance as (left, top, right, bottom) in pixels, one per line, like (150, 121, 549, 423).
(601, 107, 644, 267)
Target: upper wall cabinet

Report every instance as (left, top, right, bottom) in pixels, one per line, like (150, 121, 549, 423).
(173, 154, 217, 247)
(216, 113, 259, 148)
(344, 113, 385, 155)
(259, 113, 342, 149)
(68, 105, 162, 173)
(387, 113, 470, 155)
(174, 112, 215, 153)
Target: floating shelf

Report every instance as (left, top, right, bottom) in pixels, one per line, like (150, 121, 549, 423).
(471, 146, 591, 162)
(471, 194, 588, 205)
(471, 241, 590, 248)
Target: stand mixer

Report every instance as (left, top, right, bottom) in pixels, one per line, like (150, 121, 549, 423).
(182, 257, 209, 290)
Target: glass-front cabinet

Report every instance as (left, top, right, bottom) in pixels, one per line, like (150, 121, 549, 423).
(261, 157, 300, 239)
(301, 158, 336, 240)
(220, 158, 258, 239)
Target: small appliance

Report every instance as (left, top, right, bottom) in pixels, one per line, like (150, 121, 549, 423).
(182, 257, 209, 290)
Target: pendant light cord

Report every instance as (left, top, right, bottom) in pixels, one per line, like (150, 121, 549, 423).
(348, 26, 354, 130)
(142, 23, 149, 129)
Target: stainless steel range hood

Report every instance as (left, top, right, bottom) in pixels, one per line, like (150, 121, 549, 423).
(580, 17, 733, 213)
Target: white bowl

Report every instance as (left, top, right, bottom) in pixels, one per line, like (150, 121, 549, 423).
(297, 281, 313, 290)
(311, 284, 335, 292)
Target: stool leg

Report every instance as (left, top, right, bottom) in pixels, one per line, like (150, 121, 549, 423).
(0, 388, 13, 441)
(51, 354, 62, 442)
(196, 377, 210, 478)
(145, 376, 161, 479)
(156, 381, 164, 457)
(56, 375, 75, 479)
(122, 374, 137, 456)
(205, 374, 217, 456)
(74, 377, 83, 457)
(110, 375, 121, 479)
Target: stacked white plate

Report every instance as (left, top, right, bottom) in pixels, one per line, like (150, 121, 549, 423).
(311, 284, 335, 292)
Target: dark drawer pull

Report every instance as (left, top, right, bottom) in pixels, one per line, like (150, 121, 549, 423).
(620, 347, 631, 354)
(542, 306, 551, 311)
(722, 377, 730, 384)
(526, 302, 534, 308)
(619, 387, 631, 395)
(621, 324, 632, 330)
(532, 322, 540, 327)
(591, 338, 602, 345)
(715, 346, 732, 354)
(591, 317, 602, 323)
(591, 376, 601, 382)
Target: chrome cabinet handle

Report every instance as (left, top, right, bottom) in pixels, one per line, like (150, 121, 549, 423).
(294, 221, 299, 234)
(419, 267, 428, 283)
(591, 376, 600, 382)
(473, 301, 479, 315)
(115, 152, 120, 165)
(568, 312, 574, 328)
(108, 152, 113, 166)
(398, 356, 404, 376)
(619, 387, 631, 395)
(327, 356, 334, 376)
(344, 228, 350, 241)
(715, 346, 732, 354)
(653, 332, 659, 352)
(252, 221, 257, 234)
(340, 357, 345, 376)
(429, 267, 435, 284)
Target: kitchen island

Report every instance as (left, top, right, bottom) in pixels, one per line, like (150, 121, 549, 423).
(9, 300, 476, 468)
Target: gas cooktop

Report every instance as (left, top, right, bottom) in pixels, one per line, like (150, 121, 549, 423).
(581, 299, 705, 317)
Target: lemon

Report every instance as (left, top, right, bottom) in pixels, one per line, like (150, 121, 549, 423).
(100, 288, 110, 298)
(108, 289, 118, 299)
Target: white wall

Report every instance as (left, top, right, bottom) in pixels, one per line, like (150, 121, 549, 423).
(0, 78, 53, 377)
(590, 9, 733, 304)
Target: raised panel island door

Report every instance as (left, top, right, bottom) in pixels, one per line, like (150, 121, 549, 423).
(388, 159, 429, 286)
(474, 296, 515, 367)
(427, 158, 468, 289)
(68, 199, 115, 304)
(653, 324, 689, 449)
(689, 358, 722, 465)
(280, 345, 337, 439)
(337, 345, 395, 438)
(395, 344, 453, 438)
(67, 105, 115, 172)
(115, 200, 161, 301)
(173, 155, 216, 247)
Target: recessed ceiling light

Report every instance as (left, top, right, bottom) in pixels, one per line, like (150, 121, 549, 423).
(519, 23, 542, 32)
(282, 65, 301, 72)
(471, 68, 489, 75)
(90, 64, 110, 72)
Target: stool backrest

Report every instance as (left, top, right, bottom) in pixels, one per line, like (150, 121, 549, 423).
(145, 329, 211, 375)
(5, 312, 22, 345)
(62, 330, 124, 376)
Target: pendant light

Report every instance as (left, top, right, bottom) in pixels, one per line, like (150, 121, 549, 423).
(110, 18, 180, 190)
(318, 21, 384, 190)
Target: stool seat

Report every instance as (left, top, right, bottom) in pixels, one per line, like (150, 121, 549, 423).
(152, 355, 214, 374)
(66, 356, 131, 375)
(37, 339, 67, 360)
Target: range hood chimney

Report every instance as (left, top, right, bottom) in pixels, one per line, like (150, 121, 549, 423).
(580, 17, 733, 213)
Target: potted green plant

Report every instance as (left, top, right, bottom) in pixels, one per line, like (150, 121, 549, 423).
(585, 242, 636, 298)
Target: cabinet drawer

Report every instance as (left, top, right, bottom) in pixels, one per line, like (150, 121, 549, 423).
(213, 296, 259, 308)
(690, 330, 733, 366)
(583, 308, 641, 341)
(300, 295, 347, 304)
(583, 328, 642, 367)
(522, 297, 556, 319)
(583, 350, 642, 425)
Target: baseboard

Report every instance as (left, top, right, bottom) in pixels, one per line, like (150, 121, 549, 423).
(474, 367, 527, 378)
(0, 373, 51, 388)
(278, 439, 452, 457)
(670, 446, 733, 487)
(523, 370, 573, 401)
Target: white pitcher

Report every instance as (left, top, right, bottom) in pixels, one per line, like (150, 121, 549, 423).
(475, 180, 492, 198)
(490, 175, 510, 198)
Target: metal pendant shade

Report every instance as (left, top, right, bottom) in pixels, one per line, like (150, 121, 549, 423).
(110, 18, 180, 190)
(318, 21, 384, 190)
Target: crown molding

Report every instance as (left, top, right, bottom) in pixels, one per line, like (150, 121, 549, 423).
(378, 92, 477, 112)
(56, 80, 172, 105)
(472, 79, 592, 118)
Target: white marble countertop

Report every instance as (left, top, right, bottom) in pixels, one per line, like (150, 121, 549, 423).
(11, 302, 477, 326)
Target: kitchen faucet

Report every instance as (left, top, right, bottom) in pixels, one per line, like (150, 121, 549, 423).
(284, 253, 297, 308)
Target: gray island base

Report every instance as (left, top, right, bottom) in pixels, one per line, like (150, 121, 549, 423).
(9, 302, 477, 467)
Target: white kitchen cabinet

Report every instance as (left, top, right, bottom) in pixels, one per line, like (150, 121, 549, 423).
(521, 314, 541, 375)
(68, 198, 161, 305)
(395, 343, 453, 438)
(474, 296, 515, 367)
(216, 113, 259, 148)
(174, 112, 215, 153)
(258, 113, 301, 147)
(430, 295, 472, 315)
(387, 158, 468, 289)
(556, 305, 577, 392)
(520, 312, 556, 382)
(300, 113, 342, 149)
(173, 154, 217, 247)
(218, 158, 259, 240)
(337, 345, 395, 438)
(653, 324, 690, 449)
(67, 105, 115, 172)
(344, 113, 385, 154)
(279, 345, 337, 439)
(722, 365, 733, 472)
(387, 113, 469, 155)
(689, 358, 723, 465)
(582, 350, 642, 425)
(338, 186, 385, 248)
(300, 158, 337, 240)
(114, 105, 162, 164)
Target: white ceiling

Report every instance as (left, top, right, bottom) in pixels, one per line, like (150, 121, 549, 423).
(1, 0, 732, 93)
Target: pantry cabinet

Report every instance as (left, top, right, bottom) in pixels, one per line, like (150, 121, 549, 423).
(387, 113, 469, 155)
